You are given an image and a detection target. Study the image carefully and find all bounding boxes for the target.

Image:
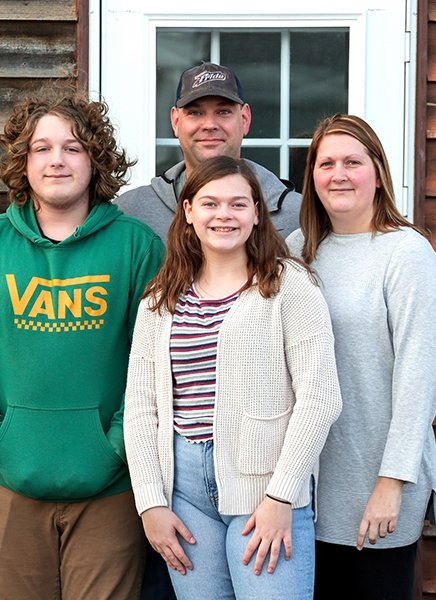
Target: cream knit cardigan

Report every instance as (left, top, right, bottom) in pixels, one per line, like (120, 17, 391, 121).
(124, 260, 342, 516)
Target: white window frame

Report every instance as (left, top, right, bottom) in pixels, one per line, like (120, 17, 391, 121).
(90, 0, 417, 220)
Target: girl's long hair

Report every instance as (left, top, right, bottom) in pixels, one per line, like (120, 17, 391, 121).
(299, 114, 428, 263)
(145, 155, 307, 313)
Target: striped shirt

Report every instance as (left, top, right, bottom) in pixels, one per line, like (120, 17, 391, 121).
(170, 285, 239, 442)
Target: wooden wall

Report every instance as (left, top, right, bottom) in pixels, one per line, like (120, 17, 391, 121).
(0, 0, 88, 211)
(418, 1, 436, 597)
(425, 0, 436, 250)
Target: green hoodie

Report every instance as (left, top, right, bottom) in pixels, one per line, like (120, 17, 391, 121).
(0, 201, 165, 502)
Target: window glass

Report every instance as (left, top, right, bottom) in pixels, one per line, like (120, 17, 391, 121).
(289, 147, 309, 194)
(156, 31, 211, 138)
(240, 147, 280, 178)
(156, 146, 183, 176)
(220, 32, 281, 137)
(290, 28, 349, 137)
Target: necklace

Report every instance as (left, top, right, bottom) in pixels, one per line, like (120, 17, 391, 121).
(194, 279, 247, 300)
(194, 281, 222, 299)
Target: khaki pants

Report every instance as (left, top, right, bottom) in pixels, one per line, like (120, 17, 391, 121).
(0, 487, 146, 600)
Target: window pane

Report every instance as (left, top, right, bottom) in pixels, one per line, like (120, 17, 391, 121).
(290, 29, 349, 138)
(156, 145, 183, 176)
(221, 32, 281, 138)
(156, 31, 211, 137)
(240, 147, 280, 179)
(289, 147, 309, 194)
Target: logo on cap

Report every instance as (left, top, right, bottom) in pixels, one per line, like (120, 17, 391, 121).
(192, 70, 227, 89)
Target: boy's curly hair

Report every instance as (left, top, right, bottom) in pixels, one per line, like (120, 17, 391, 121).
(0, 81, 136, 206)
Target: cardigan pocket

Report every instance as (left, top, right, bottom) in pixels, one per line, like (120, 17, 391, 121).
(238, 407, 291, 475)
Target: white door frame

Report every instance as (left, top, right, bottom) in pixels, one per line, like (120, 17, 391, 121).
(89, 0, 417, 220)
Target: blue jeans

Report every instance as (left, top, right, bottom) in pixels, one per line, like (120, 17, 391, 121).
(169, 434, 315, 600)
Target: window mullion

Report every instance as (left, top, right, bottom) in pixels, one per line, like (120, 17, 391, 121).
(211, 30, 220, 62)
(280, 30, 290, 180)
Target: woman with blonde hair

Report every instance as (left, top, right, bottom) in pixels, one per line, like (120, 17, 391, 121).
(287, 114, 436, 600)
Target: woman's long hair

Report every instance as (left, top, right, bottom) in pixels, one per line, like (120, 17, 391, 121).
(144, 155, 306, 313)
(299, 114, 427, 263)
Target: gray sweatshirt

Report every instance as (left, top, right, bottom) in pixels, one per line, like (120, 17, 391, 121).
(287, 227, 436, 548)
(116, 159, 301, 241)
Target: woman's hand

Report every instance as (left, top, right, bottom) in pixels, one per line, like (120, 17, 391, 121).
(356, 476, 404, 550)
(141, 506, 196, 574)
(241, 496, 292, 575)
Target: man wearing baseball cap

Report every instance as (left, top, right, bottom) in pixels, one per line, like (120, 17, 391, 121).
(125, 64, 303, 599)
(117, 62, 301, 242)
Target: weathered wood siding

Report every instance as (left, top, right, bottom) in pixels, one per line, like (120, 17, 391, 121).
(426, 0, 436, 251)
(0, 0, 88, 211)
(419, 1, 436, 596)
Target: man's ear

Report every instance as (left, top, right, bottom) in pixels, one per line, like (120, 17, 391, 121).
(241, 103, 252, 137)
(170, 106, 180, 138)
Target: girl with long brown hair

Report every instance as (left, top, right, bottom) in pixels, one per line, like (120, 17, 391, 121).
(125, 155, 342, 600)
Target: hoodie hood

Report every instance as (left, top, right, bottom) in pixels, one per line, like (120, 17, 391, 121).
(151, 161, 186, 213)
(6, 201, 123, 247)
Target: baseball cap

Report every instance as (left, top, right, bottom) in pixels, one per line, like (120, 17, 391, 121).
(175, 62, 245, 108)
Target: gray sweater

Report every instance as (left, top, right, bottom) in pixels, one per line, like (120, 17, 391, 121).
(287, 227, 436, 548)
(116, 159, 301, 241)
